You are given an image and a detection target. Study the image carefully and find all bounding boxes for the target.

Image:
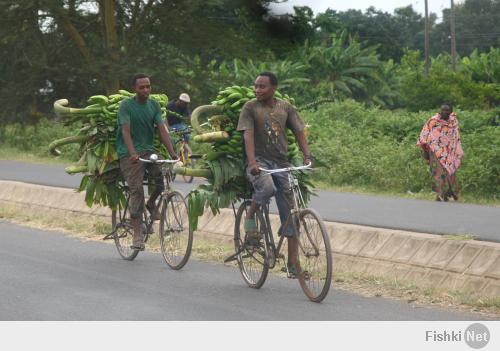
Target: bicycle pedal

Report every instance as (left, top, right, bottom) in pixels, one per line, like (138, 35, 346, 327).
(281, 266, 298, 279)
(102, 232, 115, 240)
(223, 254, 238, 263)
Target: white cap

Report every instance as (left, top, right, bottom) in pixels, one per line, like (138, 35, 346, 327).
(179, 93, 190, 103)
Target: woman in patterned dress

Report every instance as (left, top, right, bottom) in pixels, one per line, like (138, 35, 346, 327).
(417, 103, 464, 201)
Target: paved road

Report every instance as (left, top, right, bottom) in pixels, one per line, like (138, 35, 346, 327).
(0, 160, 499, 242)
(0, 221, 489, 320)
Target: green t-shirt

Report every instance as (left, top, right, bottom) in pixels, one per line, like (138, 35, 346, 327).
(116, 97, 164, 158)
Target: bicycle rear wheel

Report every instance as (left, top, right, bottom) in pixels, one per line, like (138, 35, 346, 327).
(234, 200, 269, 289)
(181, 144, 196, 183)
(112, 209, 140, 261)
(159, 191, 193, 270)
(296, 208, 333, 303)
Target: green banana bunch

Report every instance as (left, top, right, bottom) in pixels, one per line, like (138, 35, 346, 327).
(50, 90, 170, 210)
(185, 85, 309, 230)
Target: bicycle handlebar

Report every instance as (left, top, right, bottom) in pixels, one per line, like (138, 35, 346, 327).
(170, 127, 192, 134)
(258, 162, 312, 174)
(139, 154, 179, 164)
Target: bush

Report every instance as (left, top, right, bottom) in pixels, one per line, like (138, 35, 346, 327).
(394, 51, 500, 111)
(302, 100, 499, 199)
(0, 118, 80, 161)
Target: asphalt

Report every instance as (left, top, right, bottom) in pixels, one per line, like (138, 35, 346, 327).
(0, 160, 498, 241)
(0, 221, 489, 321)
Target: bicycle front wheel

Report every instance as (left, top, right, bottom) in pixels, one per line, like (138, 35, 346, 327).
(234, 200, 269, 289)
(112, 209, 140, 261)
(296, 208, 333, 303)
(159, 191, 193, 270)
(181, 144, 196, 183)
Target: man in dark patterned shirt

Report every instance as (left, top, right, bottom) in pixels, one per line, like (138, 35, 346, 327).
(237, 72, 312, 276)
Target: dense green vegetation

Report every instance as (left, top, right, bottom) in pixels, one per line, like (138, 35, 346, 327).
(2, 102, 498, 201)
(1, 0, 498, 201)
(302, 101, 499, 200)
(1, 0, 499, 123)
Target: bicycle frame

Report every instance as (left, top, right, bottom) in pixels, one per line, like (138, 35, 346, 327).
(115, 156, 179, 234)
(237, 163, 313, 269)
(140, 156, 178, 197)
(171, 129, 191, 165)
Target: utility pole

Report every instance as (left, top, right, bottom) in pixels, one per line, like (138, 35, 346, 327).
(450, 0, 457, 71)
(424, 0, 430, 75)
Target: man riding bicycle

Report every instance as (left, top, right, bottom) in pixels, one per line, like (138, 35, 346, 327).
(167, 93, 191, 130)
(237, 71, 312, 277)
(116, 73, 178, 251)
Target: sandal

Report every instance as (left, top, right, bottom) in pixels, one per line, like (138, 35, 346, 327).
(281, 265, 298, 279)
(130, 240, 145, 251)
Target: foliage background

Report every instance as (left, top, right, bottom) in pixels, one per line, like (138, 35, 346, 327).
(0, 0, 498, 200)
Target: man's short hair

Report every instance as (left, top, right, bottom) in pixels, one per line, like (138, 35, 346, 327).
(132, 73, 150, 87)
(258, 72, 278, 86)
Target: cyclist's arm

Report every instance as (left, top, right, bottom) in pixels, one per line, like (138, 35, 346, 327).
(122, 123, 139, 162)
(287, 103, 311, 165)
(166, 110, 190, 123)
(243, 129, 259, 175)
(295, 130, 312, 165)
(158, 123, 178, 159)
(186, 107, 192, 124)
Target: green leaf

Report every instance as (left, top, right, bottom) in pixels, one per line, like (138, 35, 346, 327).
(85, 179, 96, 207)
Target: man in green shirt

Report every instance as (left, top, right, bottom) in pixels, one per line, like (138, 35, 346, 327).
(117, 73, 178, 251)
(237, 72, 312, 277)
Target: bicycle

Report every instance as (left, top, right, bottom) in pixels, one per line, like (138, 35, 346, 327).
(105, 155, 193, 270)
(224, 163, 333, 303)
(170, 127, 201, 183)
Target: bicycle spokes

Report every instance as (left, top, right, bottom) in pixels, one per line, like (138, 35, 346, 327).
(296, 209, 332, 302)
(159, 192, 193, 270)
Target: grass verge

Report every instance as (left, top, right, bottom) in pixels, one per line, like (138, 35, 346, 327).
(0, 202, 498, 318)
(0, 146, 74, 165)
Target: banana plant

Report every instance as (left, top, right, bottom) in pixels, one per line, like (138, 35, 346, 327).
(297, 31, 383, 99)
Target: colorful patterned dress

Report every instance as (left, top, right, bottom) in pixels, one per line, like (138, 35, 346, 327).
(417, 113, 464, 200)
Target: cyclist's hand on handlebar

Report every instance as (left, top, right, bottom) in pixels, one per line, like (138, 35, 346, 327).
(130, 153, 139, 163)
(304, 155, 313, 167)
(249, 161, 260, 176)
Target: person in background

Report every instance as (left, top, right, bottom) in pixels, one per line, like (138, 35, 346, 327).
(167, 93, 191, 131)
(417, 102, 464, 202)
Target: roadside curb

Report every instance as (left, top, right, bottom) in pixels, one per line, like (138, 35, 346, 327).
(1, 180, 499, 298)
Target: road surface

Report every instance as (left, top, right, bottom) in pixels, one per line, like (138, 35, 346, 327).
(0, 221, 490, 320)
(1, 160, 498, 241)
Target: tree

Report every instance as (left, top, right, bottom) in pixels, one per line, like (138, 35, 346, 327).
(432, 0, 500, 56)
(0, 0, 279, 123)
(295, 31, 383, 102)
